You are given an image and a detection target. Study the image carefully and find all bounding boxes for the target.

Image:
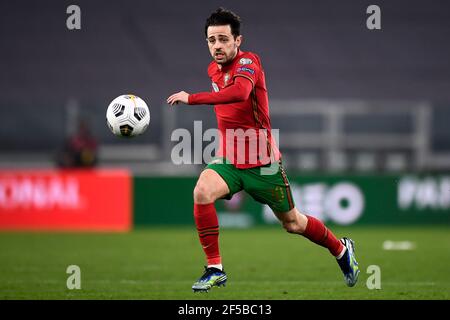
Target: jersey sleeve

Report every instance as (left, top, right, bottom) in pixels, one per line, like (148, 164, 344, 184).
(188, 76, 253, 105)
(232, 54, 260, 88)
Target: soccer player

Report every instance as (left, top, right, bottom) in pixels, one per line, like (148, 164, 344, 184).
(167, 8, 359, 292)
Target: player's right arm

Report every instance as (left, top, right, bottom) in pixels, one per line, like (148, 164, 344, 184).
(188, 76, 253, 105)
(167, 76, 253, 106)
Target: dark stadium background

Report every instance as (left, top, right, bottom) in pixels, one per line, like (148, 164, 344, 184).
(0, 0, 449, 300)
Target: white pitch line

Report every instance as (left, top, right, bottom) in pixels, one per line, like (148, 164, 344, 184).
(382, 240, 416, 250)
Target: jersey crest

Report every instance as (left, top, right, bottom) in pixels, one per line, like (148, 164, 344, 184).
(223, 73, 230, 86)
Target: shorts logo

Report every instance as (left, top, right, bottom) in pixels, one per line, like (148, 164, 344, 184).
(237, 67, 255, 75)
(239, 58, 253, 65)
(272, 186, 285, 202)
(212, 82, 219, 92)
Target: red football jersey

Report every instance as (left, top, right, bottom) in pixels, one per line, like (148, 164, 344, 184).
(190, 50, 281, 168)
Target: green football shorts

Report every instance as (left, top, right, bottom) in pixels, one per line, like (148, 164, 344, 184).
(205, 158, 295, 213)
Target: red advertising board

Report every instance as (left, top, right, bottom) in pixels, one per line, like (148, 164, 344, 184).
(0, 169, 131, 231)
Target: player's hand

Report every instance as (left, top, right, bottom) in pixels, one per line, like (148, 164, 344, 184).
(167, 91, 190, 106)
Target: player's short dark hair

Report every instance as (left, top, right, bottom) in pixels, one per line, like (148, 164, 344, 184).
(205, 8, 241, 39)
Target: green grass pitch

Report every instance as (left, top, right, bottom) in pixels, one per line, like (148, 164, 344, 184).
(0, 226, 449, 299)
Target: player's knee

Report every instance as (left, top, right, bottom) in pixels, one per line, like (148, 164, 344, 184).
(282, 221, 296, 234)
(282, 220, 304, 234)
(193, 183, 215, 204)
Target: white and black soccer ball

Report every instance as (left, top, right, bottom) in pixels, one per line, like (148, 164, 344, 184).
(106, 94, 150, 137)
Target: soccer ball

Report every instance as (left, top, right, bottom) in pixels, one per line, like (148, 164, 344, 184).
(106, 94, 150, 137)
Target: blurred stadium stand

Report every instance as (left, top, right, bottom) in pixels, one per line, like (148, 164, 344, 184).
(1, 0, 450, 174)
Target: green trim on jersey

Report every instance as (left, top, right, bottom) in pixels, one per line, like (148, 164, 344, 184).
(205, 157, 295, 213)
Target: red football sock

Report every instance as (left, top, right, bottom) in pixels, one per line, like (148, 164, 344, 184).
(302, 215, 344, 257)
(193, 203, 221, 265)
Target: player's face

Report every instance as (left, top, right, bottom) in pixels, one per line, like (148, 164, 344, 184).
(206, 25, 242, 65)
